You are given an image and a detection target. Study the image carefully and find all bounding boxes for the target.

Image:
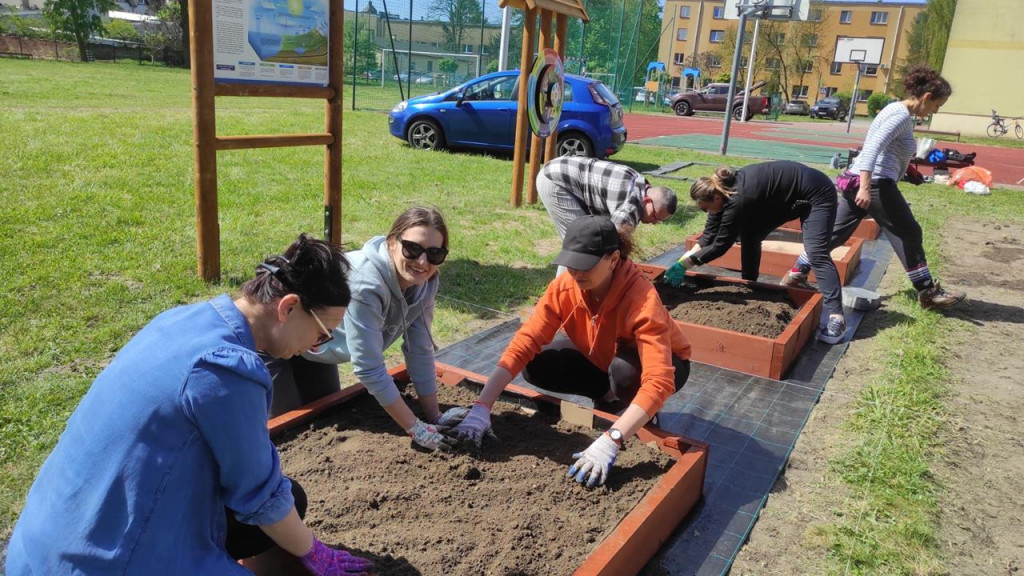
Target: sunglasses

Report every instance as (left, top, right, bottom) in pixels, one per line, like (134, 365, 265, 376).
(307, 308, 334, 348)
(399, 239, 448, 265)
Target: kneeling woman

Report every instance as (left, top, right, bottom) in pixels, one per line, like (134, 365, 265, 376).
(448, 216, 692, 488)
(7, 234, 373, 575)
(267, 206, 464, 451)
(666, 160, 847, 344)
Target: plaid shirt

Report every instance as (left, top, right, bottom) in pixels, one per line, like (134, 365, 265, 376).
(540, 157, 647, 228)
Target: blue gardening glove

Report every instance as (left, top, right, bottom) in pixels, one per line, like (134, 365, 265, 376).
(431, 406, 471, 432)
(568, 433, 619, 488)
(300, 536, 374, 576)
(405, 419, 447, 451)
(663, 258, 689, 287)
(445, 403, 498, 449)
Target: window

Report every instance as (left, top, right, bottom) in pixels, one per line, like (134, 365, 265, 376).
(677, 28, 689, 41)
(802, 34, 818, 47)
(840, 10, 852, 24)
(679, 5, 690, 18)
(673, 52, 686, 65)
(709, 55, 722, 68)
(773, 33, 786, 44)
(870, 11, 888, 25)
(464, 76, 518, 101)
(739, 56, 748, 68)
(801, 61, 814, 73)
(808, 8, 822, 21)
(830, 62, 842, 75)
(710, 30, 724, 43)
(858, 89, 873, 102)
(864, 64, 879, 76)
(462, 44, 474, 53)
(822, 86, 838, 97)
(792, 85, 809, 99)
(766, 58, 781, 71)
(712, 6, 724, 19)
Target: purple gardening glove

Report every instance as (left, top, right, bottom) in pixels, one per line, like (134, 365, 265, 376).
(300, 536, 374, 576)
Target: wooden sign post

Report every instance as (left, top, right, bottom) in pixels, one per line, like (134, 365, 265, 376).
(189, 0, 344, 281)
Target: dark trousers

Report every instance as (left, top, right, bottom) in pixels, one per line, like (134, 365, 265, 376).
(225, 478, 308, 560)
(798, 195, 844, 316)
(521, 336, 690, 405)
(262, 354, 341, 418)
(830, 178, 928, 285)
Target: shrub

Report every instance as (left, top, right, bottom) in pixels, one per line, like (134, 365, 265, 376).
(834, 91, 853, 113)
(867, 92, 892, 117)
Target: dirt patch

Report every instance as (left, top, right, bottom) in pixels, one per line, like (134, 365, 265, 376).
(656, 278, 796, 338)
(277, 385, 674, 576)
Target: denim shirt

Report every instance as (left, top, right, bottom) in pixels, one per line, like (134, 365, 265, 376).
(6, 294, 294, 576)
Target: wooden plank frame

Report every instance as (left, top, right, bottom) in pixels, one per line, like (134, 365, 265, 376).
(267, 363, 708, 576)
(189, 0, 344, 281)
(683, 233, 866, 285)
(637, 264, 824, 380)
(780, 217, 881, 240)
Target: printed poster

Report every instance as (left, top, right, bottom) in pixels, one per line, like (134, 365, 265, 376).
(212, 0, 329, 85)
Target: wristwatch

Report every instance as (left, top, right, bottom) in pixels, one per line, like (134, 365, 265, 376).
(607, 428, 625, 450)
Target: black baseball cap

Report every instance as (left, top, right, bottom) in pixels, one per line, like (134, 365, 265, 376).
(553, 216, 621, 271)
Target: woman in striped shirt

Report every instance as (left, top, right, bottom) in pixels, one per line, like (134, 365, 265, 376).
(784, 67, 965, 309)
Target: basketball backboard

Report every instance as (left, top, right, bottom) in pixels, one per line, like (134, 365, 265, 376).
(833, 36, 885, 65)
(724, 0, 809, 21)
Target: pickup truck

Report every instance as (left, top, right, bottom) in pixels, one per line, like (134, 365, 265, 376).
(669, 80, 769, 121)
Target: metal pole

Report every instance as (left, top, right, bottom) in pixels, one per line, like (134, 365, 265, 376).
(720, 10, 750, 155)
(478, 0, 485, 76)
(498, 7, 511, 71)
(612, 0, 626, 92)
(740, 17, 760, 122)
(406, 0, 413, 96)
(846, 64, 861, 133)
(577, 0, 588, 70)
(352, 0, 359, 110)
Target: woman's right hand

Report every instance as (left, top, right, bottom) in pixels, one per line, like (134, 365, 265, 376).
(300, 536, 374, 576)
(854, 187, 871, 210)
(446, 403, 498, 449)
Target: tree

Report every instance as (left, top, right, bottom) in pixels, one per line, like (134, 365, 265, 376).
(344, 19, 376, 74)
(104, 19, 139, 42)
(42, 0, 116, 61)
(429, 0, 482, 53)
(896, 0, 957, 95)
(138, 0, 181, 65)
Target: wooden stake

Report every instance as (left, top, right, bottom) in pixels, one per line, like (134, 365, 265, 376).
(510, 8, 536, 207)
(325, 0, 344, 245)
(527, 9, 553, 205)
(189, 0, 219, 281)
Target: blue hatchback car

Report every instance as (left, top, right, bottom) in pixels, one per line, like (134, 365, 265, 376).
(388, 70, 627, 158)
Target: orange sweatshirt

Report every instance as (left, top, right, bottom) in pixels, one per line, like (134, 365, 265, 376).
(498, 259, 692, 417)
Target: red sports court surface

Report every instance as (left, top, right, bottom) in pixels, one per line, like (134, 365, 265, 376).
(624, 113, 1024, 187)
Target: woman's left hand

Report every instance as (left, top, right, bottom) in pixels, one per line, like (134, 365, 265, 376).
(405, 419, 447, 450)
(568, 434, 619, 488)
(432, 406, 471, 432)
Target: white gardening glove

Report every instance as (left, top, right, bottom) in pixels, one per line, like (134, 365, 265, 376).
(405, 419, 447, 451)
(681, 245, 701, 261)
(431, 406, 471, 432)
(445, 403, 498, 449)
(568, 433, 619, 488)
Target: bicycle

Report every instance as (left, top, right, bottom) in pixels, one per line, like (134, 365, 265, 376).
(986, 109, 1024, 139)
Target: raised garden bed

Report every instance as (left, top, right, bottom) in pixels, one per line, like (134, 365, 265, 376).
(258, 366, 708, 576)
(638, 264, 822, 380)
(684, 232, 864, 285)
(781, 216, 880, 240)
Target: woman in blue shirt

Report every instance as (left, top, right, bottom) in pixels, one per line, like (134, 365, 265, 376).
(266, 207, 466, 451)
(6, 234, 373, 576)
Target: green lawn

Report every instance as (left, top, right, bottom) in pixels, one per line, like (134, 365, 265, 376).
(2, 59, 1022, 576)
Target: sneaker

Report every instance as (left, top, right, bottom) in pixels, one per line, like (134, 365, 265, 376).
(818, 316, 846, 344)
(918, 282, 966, 309)
(781, 270, 813, 290)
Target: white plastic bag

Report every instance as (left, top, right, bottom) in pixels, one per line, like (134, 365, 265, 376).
(915, 137, 936, 159)
(963, 180, 991, 195)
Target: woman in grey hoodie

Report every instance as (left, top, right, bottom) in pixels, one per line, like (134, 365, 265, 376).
(265, 207, 465, 450)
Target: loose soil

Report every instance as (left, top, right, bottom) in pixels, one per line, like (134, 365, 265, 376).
(731, 217, 1024, 575)
(656, 278, 797, 338)
(276, 385, 675, 576)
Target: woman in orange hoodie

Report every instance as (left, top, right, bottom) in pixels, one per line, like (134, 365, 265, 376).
(447, 215, 691, 488)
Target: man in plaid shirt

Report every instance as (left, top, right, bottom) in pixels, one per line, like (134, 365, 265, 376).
(537, 157, 677, 249)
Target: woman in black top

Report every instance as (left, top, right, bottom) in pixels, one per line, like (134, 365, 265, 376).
(664, 160, 846, 344)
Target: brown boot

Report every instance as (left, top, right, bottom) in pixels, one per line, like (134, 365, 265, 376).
(918, 281, 966, 309)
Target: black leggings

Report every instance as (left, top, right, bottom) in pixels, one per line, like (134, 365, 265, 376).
(262, 354, 341, 418)
(225, 478, 308, 560)
(521, 336, 690, 403)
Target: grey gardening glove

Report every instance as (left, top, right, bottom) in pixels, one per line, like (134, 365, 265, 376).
(568, 434, 619, 488)
(405, 419, 447, 451)
(445, 403, 498, 449)
(431, 406, 471, 432)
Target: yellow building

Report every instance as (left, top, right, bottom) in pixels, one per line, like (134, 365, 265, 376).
(929, 0, 1024, 137)
(658, 0, 925, 116)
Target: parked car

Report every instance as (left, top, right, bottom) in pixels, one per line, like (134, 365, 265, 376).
(663, 90, 680, 106)
(783, 100, 810, 115)
(414, 73, 436, 85)
(392, 71, 427, 83)
(669, 80, 769, 121)
(810, 97, 848, 121)
(388, 70, 627, 158)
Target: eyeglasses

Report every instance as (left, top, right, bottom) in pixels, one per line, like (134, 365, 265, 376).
(307, 308, 334, 348)
(399, 239, 448, 265)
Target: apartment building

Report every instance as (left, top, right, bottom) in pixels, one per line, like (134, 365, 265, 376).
(658, 0, 926, 116)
